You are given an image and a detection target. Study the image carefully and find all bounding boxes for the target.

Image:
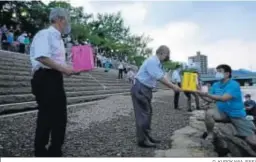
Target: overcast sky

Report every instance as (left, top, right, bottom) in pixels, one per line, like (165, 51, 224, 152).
(43, 1, 256, 70)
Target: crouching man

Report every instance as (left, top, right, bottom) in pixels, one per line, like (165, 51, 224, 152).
(197, 64, 256, 147)
(244, 94, 256, 125)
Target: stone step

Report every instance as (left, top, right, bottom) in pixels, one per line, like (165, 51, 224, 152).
(0, 74, 125, 84)
(0, 60, 31, 67)
(0, 65, 120, 80)
(0, 85, 131, 95)
(0, 50, 29, 60)
(0, 69, 32, 76)
(0, 56, 29, 62)
(0, 92, 130, 115)
(0, 59, 120, 74)
(0, 71, 124, 84)
(0, 79, 129, 88)
(0, 88, 130, 104)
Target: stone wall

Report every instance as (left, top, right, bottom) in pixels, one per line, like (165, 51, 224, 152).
(155, 110, 218, 157)
(155, 109, 256, 157)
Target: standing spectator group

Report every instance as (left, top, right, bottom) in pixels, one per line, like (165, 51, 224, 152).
(0, 24, 32, 54)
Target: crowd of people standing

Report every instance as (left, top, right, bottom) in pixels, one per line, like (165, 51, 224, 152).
(0, 24, 32, 54)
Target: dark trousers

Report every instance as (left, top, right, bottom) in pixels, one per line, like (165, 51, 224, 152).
(131, 80, 153, 142)
(31, 68, 67, 157)
(19, 43, 25, 53)
(184, 92, 200, 110)
(173, 83, 181, 109)
(2, 42, 8, 50)
(118, 69, 123, 79)
(97, 60, 102, 67)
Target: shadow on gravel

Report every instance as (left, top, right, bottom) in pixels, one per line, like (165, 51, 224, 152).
(63, 102, 190, 157)
(0, 94, 190, 157)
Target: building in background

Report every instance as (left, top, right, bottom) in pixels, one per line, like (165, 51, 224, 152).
(207, 68, 216, 75)
(188, 51, 208, 74)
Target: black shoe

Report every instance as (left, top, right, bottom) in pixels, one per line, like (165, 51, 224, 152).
(187, 109, 192, 112)
(34, 148, 48, 157)
(148, 136, 161, 144)
(47, 146, 63, 157)
(138, 140, 156, 148)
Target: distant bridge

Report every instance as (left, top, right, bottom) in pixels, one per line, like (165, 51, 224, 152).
(201, 74, 256, 86)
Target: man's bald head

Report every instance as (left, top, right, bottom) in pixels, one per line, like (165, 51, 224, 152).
(156, 45, 170, 62)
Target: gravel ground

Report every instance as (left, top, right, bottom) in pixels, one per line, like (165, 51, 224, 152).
(0, 90, 191, 157)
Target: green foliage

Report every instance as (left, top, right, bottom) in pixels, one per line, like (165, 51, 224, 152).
(0, 0, 154, 64)
(132, 56, 147, 67)
(163, 61, 181, 71)
(181, 68, 198, 75)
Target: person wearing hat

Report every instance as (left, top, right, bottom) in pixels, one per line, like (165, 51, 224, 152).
(244, 94, 256, 124)
(30, 7, 76, 157)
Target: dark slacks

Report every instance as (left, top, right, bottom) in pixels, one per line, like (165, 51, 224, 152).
(131, 80, 153, 143)
(31, 68, 67, 157)
(118, 69, 123, 79)
(173, 83, 181, 109)
(184, 92, 200, 110)
(19, 43, 25, 53)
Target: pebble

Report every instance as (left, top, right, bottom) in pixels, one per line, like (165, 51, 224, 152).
(0, 90, 190, 157)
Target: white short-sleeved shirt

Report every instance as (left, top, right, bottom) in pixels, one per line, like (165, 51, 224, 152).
(171, 70, 181, 83)
(118, 63, 124, 69)
(30, 26, 66, 73)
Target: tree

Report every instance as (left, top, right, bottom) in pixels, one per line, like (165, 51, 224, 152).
(0, 1, 154, 66)
(0, 1, 48, 34)
(163, 61, 181, 71)
(132, 55, 147, 67)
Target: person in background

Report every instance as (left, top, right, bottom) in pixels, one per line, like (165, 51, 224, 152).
(6, 30, 14, 51)
(1, 24, 7, 34)
(171, 64, 182, 109)
(17, 32, 27, 53)
(131, 45, 183, 148)
(118, 60, 124, 79)
(101, 56, 107, 67)
(1, 31, 8, 50)
(14, 24, 21, 40)
(24, 34, 30, 54)
(126, 67, 135, 84)
(104, 59, 111, 72)
(197, 64, 256, 147)
(96, 56, 102, 67)
(183, 70, 200, 112)
(30, 7, 76, 157)
(244, 94, 256, 125)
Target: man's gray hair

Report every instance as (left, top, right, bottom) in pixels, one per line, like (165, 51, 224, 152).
(156, 45, 170, 55)
(49, 7, 70, 23)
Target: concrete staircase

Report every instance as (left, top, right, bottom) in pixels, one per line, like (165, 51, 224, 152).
(0, 50, 132, 115)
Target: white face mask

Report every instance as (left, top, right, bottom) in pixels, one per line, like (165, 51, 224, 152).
(215, 72, 224, 80)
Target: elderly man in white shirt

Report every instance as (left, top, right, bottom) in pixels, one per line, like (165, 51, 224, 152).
(118, 60, 125, 79)
(171, 65, 182, 109)
(30, 8, 76, 157)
